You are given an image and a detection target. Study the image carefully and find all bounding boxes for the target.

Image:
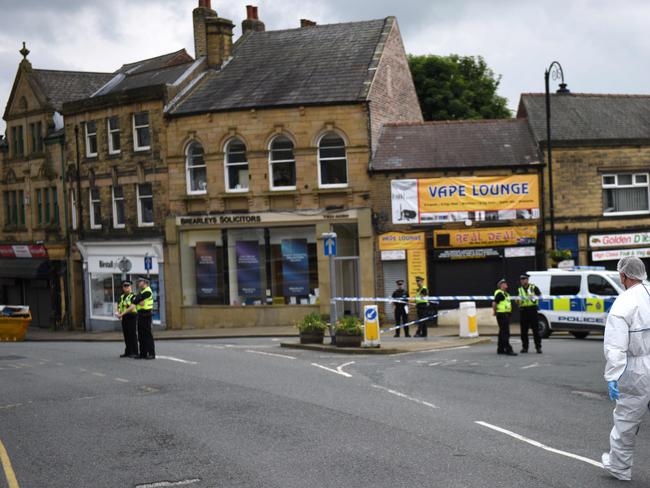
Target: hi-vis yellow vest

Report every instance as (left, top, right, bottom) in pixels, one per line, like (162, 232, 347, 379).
(118, 293, 136, 315)
(518, 285, 538, 308)
(494, 289, 512, 313)
(415, 286, 428, 305)
(136, 286, 154, 312)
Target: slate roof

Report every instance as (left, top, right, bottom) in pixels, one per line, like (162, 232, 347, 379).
(31, 69, 113, 110)
(116, 49, 193, 75)
(170, 18, 389, 115)
(371, 119, 542, 171)
(518, 93, 650, 144)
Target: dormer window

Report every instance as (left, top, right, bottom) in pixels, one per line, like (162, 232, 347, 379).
(133, 112, 150, 151)
(85, 121, 98, 158)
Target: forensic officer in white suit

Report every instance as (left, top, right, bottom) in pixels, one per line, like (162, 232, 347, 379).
(602, 255, 650, 481)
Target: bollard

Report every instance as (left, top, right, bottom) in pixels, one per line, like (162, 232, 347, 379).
(459, 301, 479, 338)
(362, 305, 381, 348)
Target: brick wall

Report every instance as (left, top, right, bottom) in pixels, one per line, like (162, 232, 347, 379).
(367, 18, 423, 154)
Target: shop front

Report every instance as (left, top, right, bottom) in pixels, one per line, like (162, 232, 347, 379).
(0, 244, 62, 328)
(76, 240, 165, 332)
(167, 209, 374, 329)
(589, 230, 650, 270)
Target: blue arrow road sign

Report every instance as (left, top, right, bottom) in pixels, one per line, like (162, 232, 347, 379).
(144, 256, 153, 271)
(365, 308, 378, 321)
(324, 235, 337, 256)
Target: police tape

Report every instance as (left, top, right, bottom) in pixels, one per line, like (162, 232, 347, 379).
(332, 295, 590, 303)
(380, 311, 450, 334)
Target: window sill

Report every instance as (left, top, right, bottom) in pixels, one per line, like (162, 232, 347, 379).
(107, 153, 122, 160)
(261, 190, 298, 196)
(2, 226, 27, 232)
(133, 148, 151, 154)
(314, 187, 352, 195)
(84, 156, 98, 163)
(138, 223, 155, 228)
(602, 211, 650, 217)
(220, 192, 250, 199)
(183, 193, 209, 201)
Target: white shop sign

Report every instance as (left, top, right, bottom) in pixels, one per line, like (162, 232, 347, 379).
(589, 231, 650, 248)
(592, 247, 650, 262)
(88, 255, 159, 274)
(504, 246, 536, 258)
(381, 250, 406, 261)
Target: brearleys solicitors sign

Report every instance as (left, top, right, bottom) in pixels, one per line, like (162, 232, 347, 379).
(391, 175, 539, 224)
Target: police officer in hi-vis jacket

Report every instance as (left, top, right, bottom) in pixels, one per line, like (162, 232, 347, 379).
(518, 273, 542, 354)
(127, 276, 156, 359)
(115, 280, 138, 358)
(493, 278, 517, 356)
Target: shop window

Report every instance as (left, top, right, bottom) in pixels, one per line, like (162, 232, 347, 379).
(3, 190, 24, 226)
(186, 141, 207, 194)
(107, 116, 121, 154)
(89, 273, 160, 322)
(269, 136, 296, 190)
(137, 183, 154, 227)
(550, 275, 581, 295)
(318, 132, 348, 187)
(11, 125, 24, 158)
(30, 121, 43, 153)
(85, 121, 97, 157)
(602, 173, 650, 215)
(225, 138, 249, 192)
(133, 112, 150, 151)
(89, 187, 102, 229)
(180, 226, 319, 306)
(112, 186, 125, 229)
(588, 275, 618, 296)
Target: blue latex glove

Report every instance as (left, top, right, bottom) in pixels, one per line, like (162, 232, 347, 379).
(608, 381, 619, 401)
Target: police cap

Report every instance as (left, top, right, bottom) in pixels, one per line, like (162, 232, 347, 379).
(496, 278, 507, 286)
(520, 274, 530, 280)
(137, 276, 150, 283)
(396, 280, 404, 285)
(415, 276, 424, 281)
(121, 280, 132, 286)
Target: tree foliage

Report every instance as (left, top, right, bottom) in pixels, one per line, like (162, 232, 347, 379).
(408, 54, 511, 121)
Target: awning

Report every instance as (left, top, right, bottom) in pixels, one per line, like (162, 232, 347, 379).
(0, 259, 52, 279)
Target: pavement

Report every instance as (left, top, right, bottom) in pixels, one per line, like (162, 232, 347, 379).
(18, 322, 519, 354)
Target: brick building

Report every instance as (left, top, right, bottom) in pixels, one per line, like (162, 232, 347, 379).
(162, 2, 422, 328)
(518, 93, 650, 270)
(0, 46, 112, 328)
(370, 119, 542, 319)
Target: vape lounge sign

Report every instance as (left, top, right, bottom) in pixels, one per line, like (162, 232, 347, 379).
(589, 232, 650, 248)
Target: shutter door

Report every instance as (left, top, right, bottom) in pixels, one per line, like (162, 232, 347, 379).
(382, 260, 407, 322)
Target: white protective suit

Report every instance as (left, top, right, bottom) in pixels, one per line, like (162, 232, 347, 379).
(603, 281, 650, 481)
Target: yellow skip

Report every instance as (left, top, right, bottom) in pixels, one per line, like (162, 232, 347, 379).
(0, 438, 20, 488)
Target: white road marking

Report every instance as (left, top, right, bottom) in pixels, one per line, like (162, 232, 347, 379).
(443, 346, 471, 351)
(157, 356, 198, 365)
(521, 363, 539, 370)
(475, 421, 603, 468)
(372, 385, 438, 409)
(572, 390, 604, 400)
(0, 404, 22, 410)
(245, 350, 296, 360)
(428, 362, 442, 366)
(337, 361, 355, 376)
(135, 478, 201, 487)
(114, 378, 130, 383)
(311, 363, 352, 378)
(91, 372, 106, 377)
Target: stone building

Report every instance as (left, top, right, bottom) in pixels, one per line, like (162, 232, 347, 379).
(370, 119, 542, 319)
(518, 93, 650, 270)
(0, 45, 112, 328)
(61, 49, 205, 331)
(161, 2, 422, 328)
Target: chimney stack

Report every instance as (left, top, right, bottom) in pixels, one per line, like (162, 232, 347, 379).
(242, 5, 265, 35)
(300, 19, 317, 28)
(192, 0, 235, 68)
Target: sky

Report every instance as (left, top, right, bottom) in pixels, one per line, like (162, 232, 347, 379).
(2, 0, 650, 134)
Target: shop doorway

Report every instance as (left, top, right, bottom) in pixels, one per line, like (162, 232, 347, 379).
(382, 260, 407, 322)
(334, 256, 360, 318)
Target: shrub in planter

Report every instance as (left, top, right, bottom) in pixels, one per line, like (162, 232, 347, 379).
(334, 315, 363, 347)
(296, 313, 327, 344)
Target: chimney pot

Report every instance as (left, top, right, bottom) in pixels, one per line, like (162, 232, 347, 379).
(252, 6, 258, 20)
(198, 0, 211, 8)
(301, 19, 317, 28)
(246, 5, 254, 19)
(242, 5, 264, 35)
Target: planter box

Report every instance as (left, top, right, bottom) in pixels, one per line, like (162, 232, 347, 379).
(299, 331, 325, 344)
(335, 334, 362, 347)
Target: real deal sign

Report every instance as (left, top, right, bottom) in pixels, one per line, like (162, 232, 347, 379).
(589, 232, 650, 248)
(391, 175, 539, 224)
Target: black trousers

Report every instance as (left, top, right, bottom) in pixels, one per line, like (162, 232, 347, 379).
(137, 312, 155, 358)
(416, 304, 429, 337)
(394, 307, 409, 337)
(519, 307, 541, 350)
(496, 313, 513, 353)
(121, 313, 138, 355)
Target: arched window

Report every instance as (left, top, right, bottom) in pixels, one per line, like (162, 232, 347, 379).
(269, 136, 296, 190)
(186, 141, 207, 194)
(225, 139, 249, 192)
(318, 133, 347, 187)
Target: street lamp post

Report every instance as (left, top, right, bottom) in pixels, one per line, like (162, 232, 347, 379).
(544, 61, 570, 256)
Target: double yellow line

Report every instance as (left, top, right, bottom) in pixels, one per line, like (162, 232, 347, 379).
(0, 439, 19, 488)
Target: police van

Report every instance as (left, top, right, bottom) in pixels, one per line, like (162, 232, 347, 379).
(526, 267, 624, 339)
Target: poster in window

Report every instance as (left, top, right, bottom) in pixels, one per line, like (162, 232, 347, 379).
(281, 239, 309, 296)
(195, 242, 219, 304)
(236, 240, 262, 300)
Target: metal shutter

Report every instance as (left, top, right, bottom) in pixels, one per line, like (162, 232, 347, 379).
(382, 260, 407, 322)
